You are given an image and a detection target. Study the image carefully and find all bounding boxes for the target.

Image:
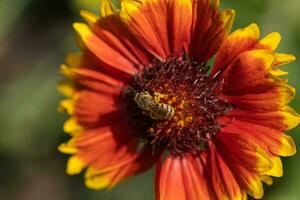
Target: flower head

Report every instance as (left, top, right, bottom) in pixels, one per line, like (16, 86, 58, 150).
(58, 0, 299, 199)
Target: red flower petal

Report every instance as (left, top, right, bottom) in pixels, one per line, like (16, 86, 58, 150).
(156, 153, 215, 200)
(212, 24, 295, 78)
(167, 0, 193, 54)
(85, 146, 159, 190)
(65, 51, 133, 83)
(221, 119, 296, 157)
(208, 142, 247, 200)
(220, 49, 277, 95)
(214, 132, 286, 198)
(74, 20, 141, 75)
(225, 107, 300, 131)
(212, 23, 260, 75)
(60, 111, 161, 190)
(216, 132, 273, 174)
(120, 0, 169, 59)
(92, 14, 152, 67)
(72, 91, 126, 128)
(75, 116, 139, 170)
(222, 84, 295, 112)
(189, 0, 235, 62)
(60, 65, 124, 95)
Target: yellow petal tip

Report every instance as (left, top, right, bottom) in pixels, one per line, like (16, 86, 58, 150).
(100, 0, 117, 17)
(260, 175, 274, 186)
(58, 141, 77, 154)
(73, 22, 92, 42)
(57, 80, 75, 97)
(80, 10, 98, 25)
(67, 156, 86, 175)
(248, 23, 260, 37)
(63, 117, 83, 136)
(260, 32, 281, 51)
(275, 53, 296, 66)
(84, 167, 111, 190)
(58, 99, 74, 114)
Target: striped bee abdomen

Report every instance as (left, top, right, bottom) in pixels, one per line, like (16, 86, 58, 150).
(150, 103, 175, 120)
(134, 91, 175, 120)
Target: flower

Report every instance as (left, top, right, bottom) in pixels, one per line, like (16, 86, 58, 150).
(58, 0, 299, 199)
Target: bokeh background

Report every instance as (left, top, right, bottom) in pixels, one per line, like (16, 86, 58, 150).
(0, 0, 299, 199)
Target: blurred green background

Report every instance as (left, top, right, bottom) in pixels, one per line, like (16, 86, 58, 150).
(0, 0, 299, 199)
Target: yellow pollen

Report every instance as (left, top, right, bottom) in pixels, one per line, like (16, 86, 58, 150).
(153, 92, 167, 103)
(177, 120, 185, 127)
(178, 100, 185, 109)
(147, 92, 193, 130)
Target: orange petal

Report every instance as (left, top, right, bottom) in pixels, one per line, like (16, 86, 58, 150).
(213, 23, 260, 75)
(167, 0, 193, 54)
(157, 153, 215, 200)
(84, 146, 159, 190)
(60, 65, 124, 95)
(59, 110, 140, 173)
(93, 14, 152, 66)
(74, 21, 145, 75)
(226, 107, 300, 131)
(222, 84, 295, 112)
(220, 49, 277, 95)
(208, 142, 247, 200)
(216, 132, 273, 174)
(61, 65, 123, 87)
(77, 134, 138, 171)
(231, 165, 264, 199)
(221, 119, 296, 157)
(64, 51, 133, 83)
(214, 135, 267, 199)
(120, 0, 194, 58)
(189, 0, 235, 62)
(73, 90, 123, 127)
(120, 0, 170, 59)
(73, 111, 141, 167)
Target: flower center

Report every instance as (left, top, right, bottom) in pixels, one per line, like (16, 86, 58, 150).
(123, 57, 232, 155)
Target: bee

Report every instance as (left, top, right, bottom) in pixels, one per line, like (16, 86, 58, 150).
(150, 103, 175, 120)
(134, 91, 175, 120)
(134, 91, 155, 111)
